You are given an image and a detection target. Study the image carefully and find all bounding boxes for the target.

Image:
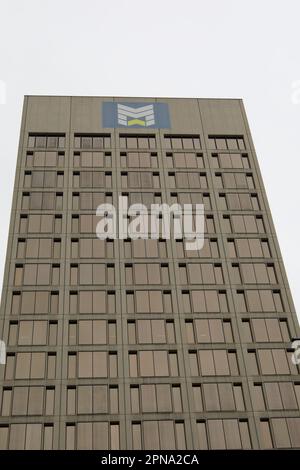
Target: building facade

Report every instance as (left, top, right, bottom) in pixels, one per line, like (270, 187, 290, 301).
(0, 96, 299, 449)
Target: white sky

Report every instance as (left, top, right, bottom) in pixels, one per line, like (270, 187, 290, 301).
(0, 0, 299, 318)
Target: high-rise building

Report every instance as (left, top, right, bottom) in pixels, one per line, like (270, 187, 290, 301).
(0, 96, 299, 450)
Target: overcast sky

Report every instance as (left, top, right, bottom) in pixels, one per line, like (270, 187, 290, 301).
(0, 0, 299, 317)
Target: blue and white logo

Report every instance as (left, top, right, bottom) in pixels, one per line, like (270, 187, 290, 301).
(102, 102, 170, 128)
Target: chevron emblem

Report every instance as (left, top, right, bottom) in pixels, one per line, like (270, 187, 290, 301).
(117, 104, 155, 127)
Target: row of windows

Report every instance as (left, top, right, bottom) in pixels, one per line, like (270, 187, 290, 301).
(3, 348, 298, 381)
(5, 317, 292, 346)
(21, 171, 210, 190)
(4, 381, 300, 419)
(0, 422, 120, 450)
(75, 192, 215, 211)
(71, 213, 216, 234)
(17, 212, 267, 237)
(19, 189, 261, 216)
(75, 134, 201, 151)
(7, 320, 117, 347)
(8, 287, 286, 315)
(190, 348, 299, 377)
(183, 289, 283, 314)
(0, 385, 119, 417)
(27, 133, 246, 152)
(3, 351, 118, 380)
(24, 150, 252, 171)
(1, 417, 299, 449)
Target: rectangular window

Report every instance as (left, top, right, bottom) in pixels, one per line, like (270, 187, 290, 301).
(168, 171, 207, 189)
(208, 136, 245, 151)
(72, 192, 112, 210)
(127, 319, 175, 344)
(126, 290, 173, 314)
(121, 151, 158, 168)
(119, 134, 156, 150)
(166, 152, 204, 168)
(73, 151, 111, 168)
(185, 319, 233, 343)
(164, 135, 201, 150)
(196, 419, 251, 449)
(65, 421, 119, 450)
(175, 237, 219, 258)
(74, 134, 111, 149)
(129, 350, 179, 377)
(28, 134, 65, 149)
(68, 320, 117, 345)
(189, 349, 239, 376)
(182, 290, 228, 313)
(211, 152, 250, 169)
(69, 290, 116, 314)
(11, 291, 59, 315)
(124, 239, 168, 259)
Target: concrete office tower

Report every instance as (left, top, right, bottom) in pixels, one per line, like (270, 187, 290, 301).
(0, 96, 300, 450)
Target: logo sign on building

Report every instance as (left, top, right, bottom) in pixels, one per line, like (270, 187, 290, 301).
(102, 102, 170, 128)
